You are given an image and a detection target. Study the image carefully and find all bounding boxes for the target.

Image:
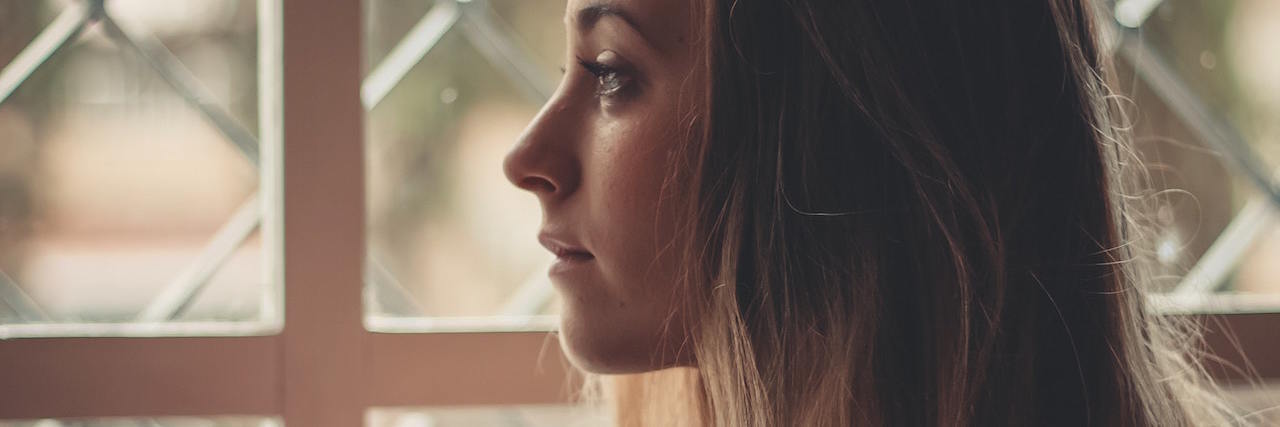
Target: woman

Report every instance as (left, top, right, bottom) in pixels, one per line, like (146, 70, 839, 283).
(503, 0, 1238, 425)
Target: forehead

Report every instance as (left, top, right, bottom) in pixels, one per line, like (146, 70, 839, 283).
(564, 0, 694, 48)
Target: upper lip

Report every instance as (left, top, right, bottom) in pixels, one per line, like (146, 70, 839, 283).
(538, 232, 594, 259)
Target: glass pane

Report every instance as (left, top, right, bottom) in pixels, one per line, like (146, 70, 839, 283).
(1135, 0, 1279, 167)
(1112, 0, 1280, 310)
(362, 0, 566, 330)
(0, 416, 280, 427)
(367, 405, 601, 427)
(0, 0, 280, 334)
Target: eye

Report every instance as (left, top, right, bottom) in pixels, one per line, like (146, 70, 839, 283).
(576, 51, 635, 100)
(578, 60, 627, 97)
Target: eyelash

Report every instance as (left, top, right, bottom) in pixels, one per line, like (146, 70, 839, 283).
(574, 57, 632, 99)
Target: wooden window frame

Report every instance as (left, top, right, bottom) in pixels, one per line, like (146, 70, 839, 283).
(0, 2, 574, 425)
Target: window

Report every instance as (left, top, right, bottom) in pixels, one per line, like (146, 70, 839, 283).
(1113, 0, 1280, 311)
(2, 0, 1277, 426)
(0, 0, 279, 335)
(362, 0, 566, 331)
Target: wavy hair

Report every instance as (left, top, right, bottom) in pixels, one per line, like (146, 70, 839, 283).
(578, 0, 1242, 425)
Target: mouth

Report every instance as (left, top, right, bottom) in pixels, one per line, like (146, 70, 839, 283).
(538, 233, 595, 263)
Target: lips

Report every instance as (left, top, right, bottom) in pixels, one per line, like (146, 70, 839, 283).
(538, 233, 595, 262)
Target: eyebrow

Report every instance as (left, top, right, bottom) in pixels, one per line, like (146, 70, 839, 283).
(574, 3, 645, 37)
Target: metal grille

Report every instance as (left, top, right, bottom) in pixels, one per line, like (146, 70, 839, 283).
(1110, 0, 1280, 298)
(0, 0, 557, 327)
(0, 0, 268, 325)
(361, 0, 560, 326)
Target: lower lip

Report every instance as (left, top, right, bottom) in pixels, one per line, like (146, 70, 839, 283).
(549, 253, 595, 276)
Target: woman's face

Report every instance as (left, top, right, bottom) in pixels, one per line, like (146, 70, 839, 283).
(503, 0, 701, 373)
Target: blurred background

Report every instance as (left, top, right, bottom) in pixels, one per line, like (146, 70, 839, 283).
(1, 0, 1278, 425)
(0, 0, 262, 325)
(1114, 0, 1280, 300)
(362, 0, 565, 326)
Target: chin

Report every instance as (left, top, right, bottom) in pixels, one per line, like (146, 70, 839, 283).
(558, 315, 647, 374)
(556, 306, 694, 374)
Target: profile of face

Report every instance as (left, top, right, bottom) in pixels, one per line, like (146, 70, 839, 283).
(502, 0, 701, 374)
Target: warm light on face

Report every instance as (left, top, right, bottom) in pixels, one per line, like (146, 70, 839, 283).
(502, 0, 701, 373)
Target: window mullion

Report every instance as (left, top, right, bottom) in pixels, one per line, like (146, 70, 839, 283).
(279, 0, 369, 426)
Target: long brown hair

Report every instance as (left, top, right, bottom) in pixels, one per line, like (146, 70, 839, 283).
(588, 0, 1240, 425)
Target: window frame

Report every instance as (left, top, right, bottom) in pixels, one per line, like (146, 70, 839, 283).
(0, 1, 1276, 426)
(0, 2, 576, 424)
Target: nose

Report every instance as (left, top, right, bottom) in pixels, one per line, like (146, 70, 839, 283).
(503, 96, 582, 201)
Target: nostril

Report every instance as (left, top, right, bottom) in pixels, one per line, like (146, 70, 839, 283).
(518, 176, 557, 194)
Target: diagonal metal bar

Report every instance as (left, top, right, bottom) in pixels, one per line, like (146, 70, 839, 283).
(125, 0, 293, 326)
(360, 0, 556, 319)
(362, 0, 462, 110)
(0, 0, 94, 105)
(1115, 32, 1280, 210)
(83, 7, 269, 322)
(1109, 26, 1280, 295)
(0, 1, 271, 324)
(0, 2, 282, 325)
(137, 195, 262, 321)
(1174, 196, 1277, 294)
(0, 269, 50, 321)
(458, 0, 556, 104)
(500, 259, 555, 316)
(98, 13, 260, 166)
(458, 0, 557, 316)
(365, 253, 426, 317)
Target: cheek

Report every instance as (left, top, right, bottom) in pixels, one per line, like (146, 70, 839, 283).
(558, 115, 692, 373)
(593, 119, 684, 301)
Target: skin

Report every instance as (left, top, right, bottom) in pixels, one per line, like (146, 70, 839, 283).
(502, 0, 701, 374)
